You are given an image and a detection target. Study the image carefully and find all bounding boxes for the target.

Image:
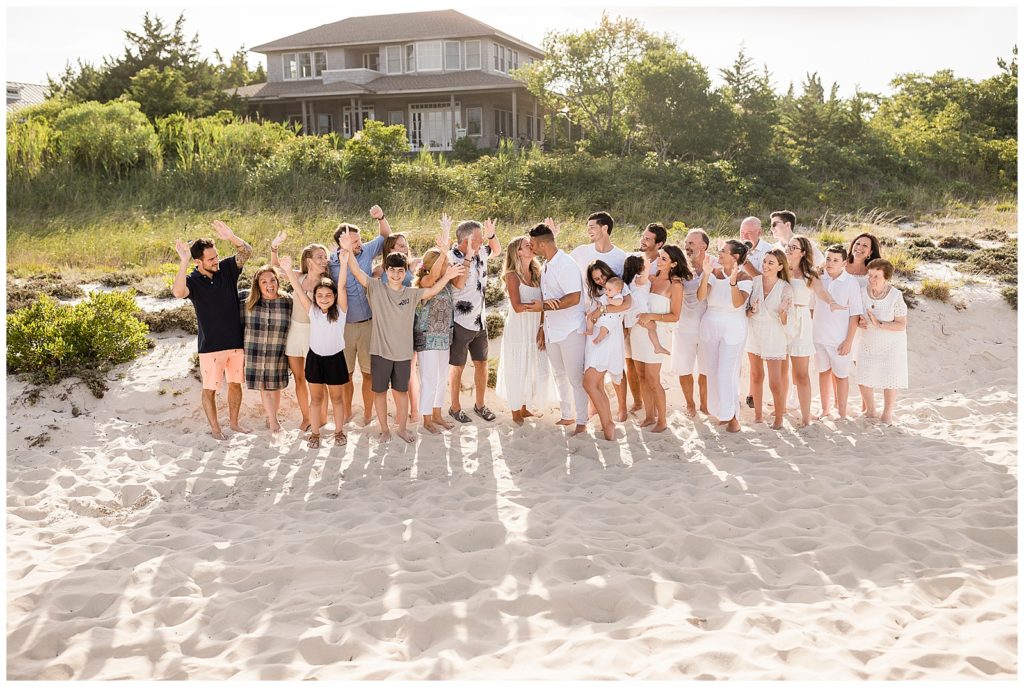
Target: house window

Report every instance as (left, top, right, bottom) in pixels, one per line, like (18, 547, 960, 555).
(494, 108, 513, 138)
(317, 113, 333, 135)
(465, 40, 481, 70)
(405, 44, 415, 73)
(408, 102, 462, 151)
(466, 107, 482, 136)
(363, 52, 380, 71)
(385, 46, 402, 74)
(314, 52, 327, 77)
(343, 107, 375, 137)
(299, 53, 312, 78)
(500, 46, 507, 73)
(417, 41, 442, 71)
(388, 110, 405, 126)
(444, 41, 461, 71)
(283, 54, 297, 80)
(511, 50, 519, 72)
(493, 44, 500, 71)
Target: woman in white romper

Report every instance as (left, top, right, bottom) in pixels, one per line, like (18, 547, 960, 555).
(856, 258, 908, 425)
(746, 249, 794, 429)
(496, 236, 554, 425)
(697, 240, 753, 433)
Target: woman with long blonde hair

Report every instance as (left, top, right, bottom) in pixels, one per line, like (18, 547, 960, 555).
(243, 264, 293, 432)
(495, 235, 553, 425)
(413, 247, 457, 433)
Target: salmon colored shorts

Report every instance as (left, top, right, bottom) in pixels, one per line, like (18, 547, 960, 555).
(198, 349, 244, 391)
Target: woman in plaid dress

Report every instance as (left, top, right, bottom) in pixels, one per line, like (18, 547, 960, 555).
(244, 264, 293, 432)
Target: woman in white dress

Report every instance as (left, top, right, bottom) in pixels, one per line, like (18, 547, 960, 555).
(856, 258, 908, 425)
(581, 260, 631, 440)
(697, 240, 753, 433)
(495, 236, 553, 425)
(630, 245, 687, 433)
(270, 232, 329, 431)
(746, 249, 794, 429)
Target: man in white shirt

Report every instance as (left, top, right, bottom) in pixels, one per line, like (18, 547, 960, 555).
(673, 228, 714, 416)
(447, 219, 502, 423)
(813, 245, 864, 419)
(740, 216, 773, 278)
(769, 210, 824, 266)
(530, 222, 588, 435)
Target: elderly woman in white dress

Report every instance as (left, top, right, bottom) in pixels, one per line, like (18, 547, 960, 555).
(495, 236, 554, 425)
(697, 240, 753, 433)
(630, 245, 686, 433)
(856, 258, 908, 425)
(746, 249, 794, 429)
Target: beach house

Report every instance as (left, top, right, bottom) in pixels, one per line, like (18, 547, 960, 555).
(233, 9, 545, 151)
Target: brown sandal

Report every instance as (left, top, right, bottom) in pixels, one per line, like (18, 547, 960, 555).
(307, 433, 321, 449)
(334, 430, 347, 446)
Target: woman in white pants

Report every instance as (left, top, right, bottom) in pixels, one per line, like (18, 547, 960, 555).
(697, 240, 753, 433)
(413, 248, 457, 434)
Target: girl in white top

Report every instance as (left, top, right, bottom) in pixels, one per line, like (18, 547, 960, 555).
(496, 236, 553, 425)
(856, 258, 908, 425)
(279, 252, 349, 450)
(746, 249, 794, 429)
(270, 233, 329, 432)
(697, 240, 753, 433)
(784, 235, 847, 427)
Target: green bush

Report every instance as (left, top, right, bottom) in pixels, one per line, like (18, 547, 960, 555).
(936, 235, 979, 249)
(451, 135, 484, 162)
(974, 227, 1009, 241)
(907, 237, 935, 248)
(1001, 286, 1017, 309)
(7, 291, 150, 381)
(53, 100, 161, 177)
(137, 304, 198, 334)
(485, 310, 505, 339)
(920, 278, 954, 302)
(343, 119, 409, 188)
(962, 244, 1017, 277)
(484, 278, 506, 307)
(907, 246, 970, 262)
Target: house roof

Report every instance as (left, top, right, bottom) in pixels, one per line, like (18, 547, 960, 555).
(231, 70, 528, 101)
(250, 9, 542, 56)
(7, 82, 49, 113)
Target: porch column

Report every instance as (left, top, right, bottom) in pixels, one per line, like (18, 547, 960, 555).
(350, 97, 357, 136)
(301, 100, 308, 134)
(450, 93, 457, 149)
(356, 98, 363, 131)
(511, 89, 518, 139)
(310, 101, 316, 134)
(533, 98, 539, 143)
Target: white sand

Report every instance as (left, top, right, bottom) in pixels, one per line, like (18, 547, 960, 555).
(6, 284, 1016, 679)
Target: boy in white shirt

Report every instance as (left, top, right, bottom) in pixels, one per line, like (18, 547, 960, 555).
(813, 245, 865, 419)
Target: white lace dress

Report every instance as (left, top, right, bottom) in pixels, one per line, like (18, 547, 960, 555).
(786, 277, 816, 357)
(746, 277, 793, 360)
(496, 281, 554, 409)
(856, 285, 908, 389)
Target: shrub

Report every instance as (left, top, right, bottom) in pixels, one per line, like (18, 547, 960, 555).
(936, 235, 979, 250)
(53, 100, 161, 178)
(907, 237, 935, 248)
(485, 311, 505, 339)
(962, 245, 1017, 277)
(99, 272, 138, 287)
(907, 247, 970, 262)
(1001, 286, 1017, 309)
(343, 119, 409, 188)
(995, 202, 1015, 213)
(816, 231, 846, 247)
(919, 278, 953, 302)
(487, 357, 498, 389)
(886, 248, 919, 277)
(975, 227, 1008, 241)
(451, 135, 484, 162)
(137, 304, 198, 334)
(7, 291, 150, 382)
(484, 278, 505, 307)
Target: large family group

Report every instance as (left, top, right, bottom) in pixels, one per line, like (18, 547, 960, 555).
(172, 207, 908, 446)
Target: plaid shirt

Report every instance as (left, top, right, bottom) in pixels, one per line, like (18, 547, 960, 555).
(242, 294, 293, 390)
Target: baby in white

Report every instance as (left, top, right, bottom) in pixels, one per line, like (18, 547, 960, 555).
(587, 276, 625, 344)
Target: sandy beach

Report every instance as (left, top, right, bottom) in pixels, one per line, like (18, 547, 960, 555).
(6, 277, 1017, 679)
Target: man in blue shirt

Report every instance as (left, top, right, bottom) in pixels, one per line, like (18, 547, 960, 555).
(328, 205, 392, 425)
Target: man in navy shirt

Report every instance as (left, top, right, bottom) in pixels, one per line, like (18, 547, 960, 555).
(173, 220, 253, 440)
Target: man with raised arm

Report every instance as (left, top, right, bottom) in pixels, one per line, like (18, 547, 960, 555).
(172, 220, 253, 440)
(446, 218, 501, 423)
(328, 205, 391, 426)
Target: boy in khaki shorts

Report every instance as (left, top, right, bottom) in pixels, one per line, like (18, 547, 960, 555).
(172, 221, 253, 440)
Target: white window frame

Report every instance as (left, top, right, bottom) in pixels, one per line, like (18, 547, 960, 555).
(493, 44, 500, 71)
(511, 50, 519, 72)
(362, 51, 380, 71)
(500, 46, 507, 73)
(416, 40, 443, 72)
(317, 113, 334, 135)
(283, 53, 297, 80)
(444, 40, 461, 71)
(388, 110, 405, 126)
(466, 106, 482, 137)
(405, 43, 416, 73)
(314, 51, 327, 77)
(494, 107, 513, 138)
(408, 101, 463, 151)
(464, 40, 481, 70)
(299, 53, 313, 79)
(284, 51, 327, 80)
(342, 106, 376, 137)
(385, 45, 402, 75)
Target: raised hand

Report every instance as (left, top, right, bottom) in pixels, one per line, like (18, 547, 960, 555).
(369, 205, 384, 220)
(210, 220, 234, 240)
(543, 216, 560, 236)
(279, 255, 293, 272)
(436, 213, 453, 251)
(701, 253, 713, 274)
(748, 297, 761, 314)
(337, 231, 355, 253)
(175, 238, 191, 263)
(271, 230, 287, 251)
(444, 263, 467, 281)
(483, 218, 496, 238)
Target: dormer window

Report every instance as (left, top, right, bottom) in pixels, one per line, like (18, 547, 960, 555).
(283, 51, 327, 80)
(417, 41, 442, 71)
(465, 40, 481, 70)
(385, 46, 402, 75)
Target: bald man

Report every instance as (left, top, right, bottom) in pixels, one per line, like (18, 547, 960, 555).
(739, 216, 773, 278)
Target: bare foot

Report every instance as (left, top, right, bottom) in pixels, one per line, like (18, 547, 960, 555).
(421, 420, 440, 434)
(684, 405, 697, 418)
(629, 404, 643, 414)
(700, 406, 709, 415)
(726, 418, 741, 433)
(230, 423, 251, 434)
(753, 414, 764, 424)
(770, 418, 784, 430)
(362, 414, 373, 427)
(556, 418, 575, 427)
(432, 415, 453, 430)
(268, 418, 282, 432)
(378, 430, 391, 443)
(572, 424, 587, 436)
(299, 418, 311, 432)
(396, 429, 415, 443)
(615, 410, 627, 422)
(814, 409, 833, 420)
(521, 409, 535, 418)
(601, 425, 615, 441)
(210, 429, 227, 440)
(651, 423, 668, 433)
(640, 416, 656, 428)
(863, 409, 879, 419)
(653, 345, 671, 356)
(879, 412, 894, 426)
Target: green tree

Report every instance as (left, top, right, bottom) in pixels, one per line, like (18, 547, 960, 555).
(718, 48, 779, 163)
(518, 13, 670, 154)
(53, 99, 161, 177)
(129, 66, 196, 119)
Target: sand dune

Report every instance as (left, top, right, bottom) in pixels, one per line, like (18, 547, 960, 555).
(6, 283, 1016, 679)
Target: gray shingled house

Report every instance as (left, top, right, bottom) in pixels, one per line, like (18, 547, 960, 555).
(233, 9, 545, 151)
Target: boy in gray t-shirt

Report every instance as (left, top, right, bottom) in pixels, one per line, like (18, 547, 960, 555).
(343, 238, 464, 444)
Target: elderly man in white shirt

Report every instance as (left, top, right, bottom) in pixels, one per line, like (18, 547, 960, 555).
(740, 216, 774, 278)
(813, 244, 865, 419)
(530, 222, 589, 436)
